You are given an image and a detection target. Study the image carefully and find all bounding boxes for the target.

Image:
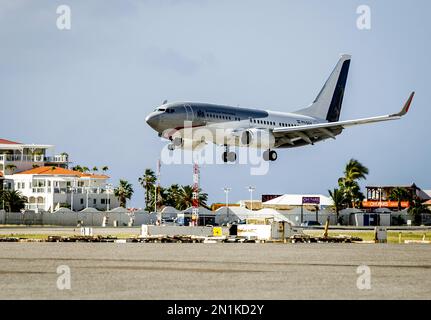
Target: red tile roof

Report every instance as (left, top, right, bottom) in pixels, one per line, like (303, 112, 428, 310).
(0, 138, 21, 145)
(16, 166, 109, 179)
(0, 172, 3, 178)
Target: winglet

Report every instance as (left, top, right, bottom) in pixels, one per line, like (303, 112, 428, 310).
(393, 92, 415, 117)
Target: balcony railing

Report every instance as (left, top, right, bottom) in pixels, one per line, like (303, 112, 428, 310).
(0, 154, 68, 163)
(26, 186, 109, 194)
(26, 204, 45, 210)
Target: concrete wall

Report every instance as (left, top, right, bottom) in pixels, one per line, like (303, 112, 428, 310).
(0, 209, 157, 227)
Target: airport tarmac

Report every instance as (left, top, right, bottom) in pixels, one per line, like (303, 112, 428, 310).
(0, 243, 430, 300)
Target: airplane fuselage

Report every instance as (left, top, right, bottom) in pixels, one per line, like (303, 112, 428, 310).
(145, 102, 327, 149)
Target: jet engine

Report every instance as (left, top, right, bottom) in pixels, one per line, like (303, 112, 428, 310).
(240, 128, 275, 149)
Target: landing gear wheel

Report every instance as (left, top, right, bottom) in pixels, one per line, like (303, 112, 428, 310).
(269, 150, 277, 161)
(222, 152, 228, 163)
(263, 150, 277, 161)
(173, 137, 183, 147)
(227, 152, 237, 162)
(222, 151, 237, 163)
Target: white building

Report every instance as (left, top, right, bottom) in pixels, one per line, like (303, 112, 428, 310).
(0, 138, 68, 175)
(1, 138, 119, 213)
(5, 166, 118, 212)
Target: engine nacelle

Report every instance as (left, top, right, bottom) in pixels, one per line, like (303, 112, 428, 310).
(240, 128, 275, 149)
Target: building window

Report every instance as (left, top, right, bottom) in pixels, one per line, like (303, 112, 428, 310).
(93, 199, 96, 205)
(80, 199, 84, 205)
(101, 199, 106, 204)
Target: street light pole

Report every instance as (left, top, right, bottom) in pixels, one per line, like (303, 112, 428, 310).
(248, 186, 255, 211)
(106, 183, 113, 211)
(223, 187, 232, 221)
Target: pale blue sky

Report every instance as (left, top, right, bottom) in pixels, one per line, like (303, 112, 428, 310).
(1, 0, 430, 207)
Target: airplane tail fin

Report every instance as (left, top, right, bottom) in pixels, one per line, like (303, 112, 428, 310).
(295, 54, 351, 122)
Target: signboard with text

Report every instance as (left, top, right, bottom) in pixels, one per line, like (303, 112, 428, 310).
(302, 197, 320, 205)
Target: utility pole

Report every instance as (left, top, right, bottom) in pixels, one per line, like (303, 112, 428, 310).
(106, 183, 113, 211)
(248, 186, 255, 211)
(192, 163, 200, 226)
(223, 187, 232, 222)
(70, 179, 76, 212)
(156, 159, 161, 225)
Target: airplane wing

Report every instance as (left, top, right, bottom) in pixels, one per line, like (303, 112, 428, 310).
(272, 92, 415, 147)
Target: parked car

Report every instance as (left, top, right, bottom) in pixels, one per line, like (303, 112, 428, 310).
(300, 221, 321, 227)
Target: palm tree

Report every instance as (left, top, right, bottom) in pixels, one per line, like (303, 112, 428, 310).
(344, 159, 369, 181)
(175, 185, 209, 211)
(92, 166, 98, 173)
(165, 184, 181, 207)
(145, 185, 167, 212)
(82, 166, 90, 173)
(114, 180, 134, 208)
(338, 159, 369, 208)
(138, 169, 156, 211)
(408, 197, 430, 225)
(389, 187, 411, 211)
(328, 188, 346, 223)
(72, 165, 83, 172)
(1, 190, 27, 212)
(102, 166, 109, 173)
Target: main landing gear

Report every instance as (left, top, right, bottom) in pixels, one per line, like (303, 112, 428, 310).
(222, 145, 237, 163)
(263, 150, 277, 162)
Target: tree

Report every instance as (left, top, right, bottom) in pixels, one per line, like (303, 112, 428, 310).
(338, 159, 369, 208)
(72, 165, 83, 172)
(175, 185, 209, 211)
(138, 169, 156, 211)
(165, 184, 180, 207)
(328, 188, 346, 223)
(389, 187, 411, 211)
(102, 166, 109, 172)
(82, 166, 90, 173)
(114, 180, 134, 208)
(152, 186, 168, 212)
(92, 166, 98, 172)
(344, 159, 369, 181)
(0, 190, 27, 212)
(408, 196, 430, 225)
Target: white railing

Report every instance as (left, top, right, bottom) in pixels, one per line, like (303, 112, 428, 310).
(26, 204, 45, 210)
(55, 187, 108, 194)
(0, 154, 67, 163)
(32, 187, 51, 193)
(45, 155, 68, 163)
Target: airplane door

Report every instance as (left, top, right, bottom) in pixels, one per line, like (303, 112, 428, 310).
(184, 104, 194, 121)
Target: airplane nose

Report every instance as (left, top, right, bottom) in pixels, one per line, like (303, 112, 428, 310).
(145, 113, 160, 129)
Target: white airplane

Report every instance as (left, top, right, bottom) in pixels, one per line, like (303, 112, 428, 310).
(146, 54, 414, 162)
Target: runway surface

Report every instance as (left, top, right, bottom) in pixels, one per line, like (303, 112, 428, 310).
(0, 243, 430, 299)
